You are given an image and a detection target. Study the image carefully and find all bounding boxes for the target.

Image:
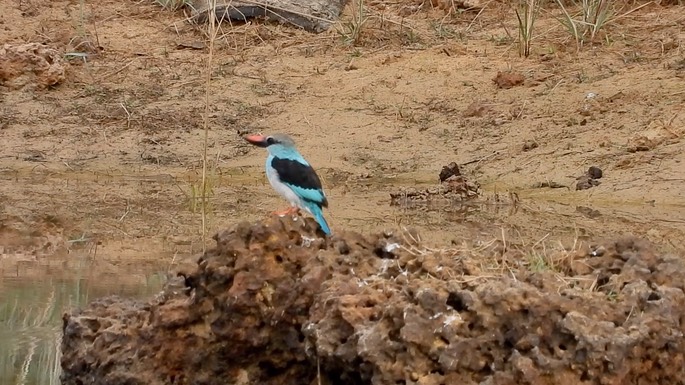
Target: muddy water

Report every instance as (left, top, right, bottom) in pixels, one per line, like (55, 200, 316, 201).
(2, 168, 685, 384)
(0, 273, 164, 385)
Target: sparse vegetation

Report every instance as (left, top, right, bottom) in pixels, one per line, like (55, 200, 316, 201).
(398, 226, 597, 292)
(339, 0, 369, 45)
(0, 290, 63, 385)
(183, 165, 220, 214)
(515, 0, 541, 57)
(554, 0, 615, 49)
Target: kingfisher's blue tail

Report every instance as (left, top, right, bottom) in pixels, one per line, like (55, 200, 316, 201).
(305, 203, 331, 235)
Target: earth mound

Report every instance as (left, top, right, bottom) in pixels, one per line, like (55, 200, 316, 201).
(61, 215, 685, 384)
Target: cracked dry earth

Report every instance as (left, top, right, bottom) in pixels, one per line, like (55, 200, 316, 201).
(61, 216, 685, 385)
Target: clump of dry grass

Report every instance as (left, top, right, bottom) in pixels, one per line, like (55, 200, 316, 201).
(552, 0, 651, 50)
(334, 0, 434, 48)
(339, 0, 369, 45)
(179, 166, 220, 214)
(515, 0, 542, 57)
(554, 0, 614, 49)
(397, 225, 597, 292)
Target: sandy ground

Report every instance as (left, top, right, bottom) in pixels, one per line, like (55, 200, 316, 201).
(1, 0, 685, 278)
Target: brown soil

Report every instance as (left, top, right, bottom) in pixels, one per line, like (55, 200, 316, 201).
(2, 0, 685, 274)
(61, 215, 685, 384)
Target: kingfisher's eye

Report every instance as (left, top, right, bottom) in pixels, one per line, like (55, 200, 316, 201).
(266, 137, 276, 145)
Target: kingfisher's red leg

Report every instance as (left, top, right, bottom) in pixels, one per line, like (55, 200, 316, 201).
(272, 207, 291, 216)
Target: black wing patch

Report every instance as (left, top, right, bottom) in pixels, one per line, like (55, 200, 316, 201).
(271, 157, 328, 207)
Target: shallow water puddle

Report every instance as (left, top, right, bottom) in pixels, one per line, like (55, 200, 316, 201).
(0, 271, 165, 385)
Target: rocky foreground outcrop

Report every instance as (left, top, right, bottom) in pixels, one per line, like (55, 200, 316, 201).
(61, 216, 685, 385)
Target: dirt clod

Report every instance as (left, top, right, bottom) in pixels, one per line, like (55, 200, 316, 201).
(492, 71, 525, 89)
(0, 43, 66, 90)
(522, 140, 539, 152)
(61, 217, 685, 385)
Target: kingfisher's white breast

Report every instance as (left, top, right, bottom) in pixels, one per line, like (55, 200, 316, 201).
(265, 161, 310, 213)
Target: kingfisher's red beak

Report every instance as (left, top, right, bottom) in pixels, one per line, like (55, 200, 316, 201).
(244, 134, 268, 148)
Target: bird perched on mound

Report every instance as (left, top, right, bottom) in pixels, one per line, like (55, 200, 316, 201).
(244, 133, 331, 235)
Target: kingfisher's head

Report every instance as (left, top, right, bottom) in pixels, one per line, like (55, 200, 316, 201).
(244, 133, 296, 148)
(245, 134, 297, 158)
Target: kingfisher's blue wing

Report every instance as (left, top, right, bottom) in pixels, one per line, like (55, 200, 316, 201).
(271, 157, 328, 207)
(284, 183, 327, 206)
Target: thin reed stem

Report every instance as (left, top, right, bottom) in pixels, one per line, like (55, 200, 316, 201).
(201, 0, 218, 252)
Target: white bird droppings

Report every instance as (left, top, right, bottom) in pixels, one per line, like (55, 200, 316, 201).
(301, 236, 315, 247)
(384, 243, 400, 253)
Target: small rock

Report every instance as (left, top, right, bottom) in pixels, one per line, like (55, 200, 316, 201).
(588, 166, 603, 179)
(439, 162, 461, 182)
